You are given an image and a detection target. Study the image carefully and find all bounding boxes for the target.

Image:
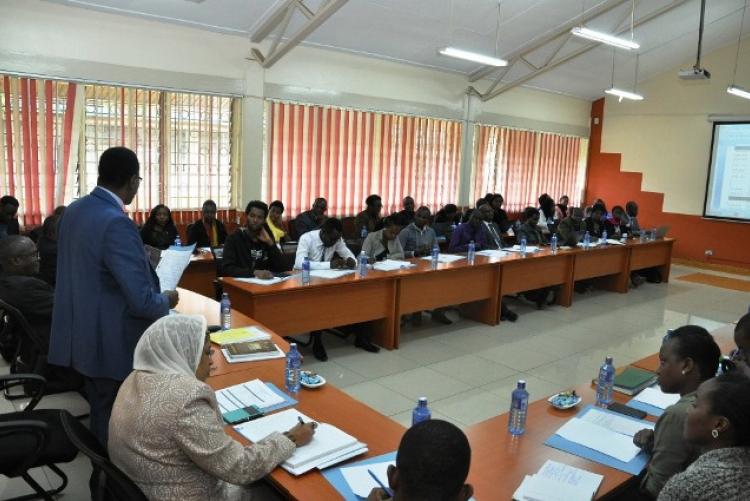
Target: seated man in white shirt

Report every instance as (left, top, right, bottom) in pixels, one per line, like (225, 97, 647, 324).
(293, 218, 379, 360)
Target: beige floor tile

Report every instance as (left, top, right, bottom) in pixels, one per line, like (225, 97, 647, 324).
(335, 349, 417, 379)
(300, 360, 367, 388)
(427, 354, 517, 387)
(481, 373, 567, 403)
(342, 381, 415, 416)
(475, 343, 559, 371)
(431, 388, 509, 427)
(374, 367, 472, 402)
(389, 409, 464, 431)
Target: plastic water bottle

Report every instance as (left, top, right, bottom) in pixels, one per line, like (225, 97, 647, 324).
(360, 226, 368, 239)
(583, 231, 591, 249)
(411, 397, 431, 426)
(651, 227, 657, 241)
(508, 380, 529, 436)
(174, 235, 182, 247)
(467, 240, 476, 265)
(596, 356, 615, 407)
(550, 233, 558, 253)
(430, 242, 439, 270)
(285, 343, 301, 394)
(358, 251, 368, 278)
(220, 293, 231, 330)
(601, 229, 608, 245)
(639, 230, 646, 243)
(621, 233, 628, 243)
(301, 257, 311, 285)
(519, 237, 527, 255)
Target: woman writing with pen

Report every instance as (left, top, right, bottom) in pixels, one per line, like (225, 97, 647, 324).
(108, 315, 316, 500)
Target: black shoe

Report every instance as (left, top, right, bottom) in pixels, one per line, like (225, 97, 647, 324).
(311, 333, 328, 361)
(431, 310, 453, 325)
(505, 309, 518, 322)
(410, 312, 423, 326)
(354, 335, 380, 353)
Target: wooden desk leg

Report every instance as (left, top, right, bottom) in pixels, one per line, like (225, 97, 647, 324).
(660, 262, 671, 283)
(556, 255, 574, 307)
(370, 280, 398, 350)
(595, 271, 630, 294)
(459, 298, 498, 325)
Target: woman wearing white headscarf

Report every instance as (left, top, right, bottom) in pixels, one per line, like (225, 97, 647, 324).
(108, 315, 314, 500)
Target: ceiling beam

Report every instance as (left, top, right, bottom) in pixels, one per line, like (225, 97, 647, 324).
(468, 0, 631, 83)
(475, 0, 691, 101)
(250, 0, 349, 68)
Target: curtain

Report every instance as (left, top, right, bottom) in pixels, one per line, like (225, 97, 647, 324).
(471, 124, 587, 213)
(0, 76, 84, 226)
(265, 101, 462, 218)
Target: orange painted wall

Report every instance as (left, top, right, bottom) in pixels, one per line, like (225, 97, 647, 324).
(585, 98, 750, 269)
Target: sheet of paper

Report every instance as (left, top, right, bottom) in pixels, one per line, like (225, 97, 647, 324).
(579, 407, 654, 437)
(155, 243, 196, 291)
(419, 254, 465, 263)
(555, 418, 642, 463)
(576, 242, 600, 248)
(605, 239, 625, 245)
(340, 460, 394, 497)
(373, 260, 415, 271)
(508, 245, 540, 252)
(476, 249, 509, 258)
(309, 269, 356, 279)
(632, 386, 681, 410)
(536, 460, 603, 495)
(210, 326, 271, 345)
(234, 276, 290, 285)
(215, 379, 285, 413)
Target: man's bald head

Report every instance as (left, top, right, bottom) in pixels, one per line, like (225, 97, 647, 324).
(0, 235, 39, 275)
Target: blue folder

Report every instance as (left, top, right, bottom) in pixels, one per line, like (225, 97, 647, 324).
(543, 404, 651, 475)
(626, 399, 665, 417)
(322, 451, 397, 500)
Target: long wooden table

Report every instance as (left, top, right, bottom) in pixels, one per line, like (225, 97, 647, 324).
(176, 286, 739, 501)
(217, 239, 674, 349)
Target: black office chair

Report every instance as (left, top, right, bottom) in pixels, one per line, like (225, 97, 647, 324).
(0, 299, 84, 401)
(60, 411, 149, 501)
(0, 304, 20, 363)
(0, 374, 78, 501)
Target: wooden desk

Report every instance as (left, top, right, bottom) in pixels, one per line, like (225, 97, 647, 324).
(629, 239, 674, 282)
(498, 250, 576, 307)
(573, 244, 630, 293)
(178, 251, 217, 299)
(178, 287, 406, 500)
(221, 272, 399, 349)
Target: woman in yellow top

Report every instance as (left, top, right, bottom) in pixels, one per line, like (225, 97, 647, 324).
(267, 200, 287, 242)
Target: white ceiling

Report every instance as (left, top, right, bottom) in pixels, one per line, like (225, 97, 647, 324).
(44, 0, 750, 100)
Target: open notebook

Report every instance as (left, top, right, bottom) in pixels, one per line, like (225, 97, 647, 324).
(235, 409, 367, 475)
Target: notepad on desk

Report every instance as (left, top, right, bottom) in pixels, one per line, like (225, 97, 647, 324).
(476, 249, 508, 258)
(234, 275, 294, 285)
(513, 460, 603, 501)
(507, 245, 540, 252)
(216, 379, 286, 413)
(310, 269, 357, 279)
(236, 409, 367, 475)
(419, 254, 465, 263)
(373, 259, 415, 271)
(210, 326, 271, 346)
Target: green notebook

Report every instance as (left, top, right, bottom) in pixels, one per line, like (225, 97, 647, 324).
(614, 367, 657, 395)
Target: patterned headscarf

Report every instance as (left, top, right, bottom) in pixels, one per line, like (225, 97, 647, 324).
(133, 315, 207, 377)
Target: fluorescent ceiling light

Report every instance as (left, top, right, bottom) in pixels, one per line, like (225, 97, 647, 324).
(727, 85, 750, 100)
(605, 87, 644, 101)
(571, 27, 640, 50)
(438, 47, 508, 67)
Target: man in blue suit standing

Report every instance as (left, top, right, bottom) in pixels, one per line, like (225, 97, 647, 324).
(50, 146, 179, 446)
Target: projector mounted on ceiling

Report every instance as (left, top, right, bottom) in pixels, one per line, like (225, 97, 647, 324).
(679, 0, 710, 80)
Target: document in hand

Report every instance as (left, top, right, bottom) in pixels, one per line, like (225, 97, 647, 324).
(236, 409, 367, 475)
(513, 460, 603, 501)
(419, 254, 465, 263)
(373, 259, 415, 271)
(156, 243, 196, 291)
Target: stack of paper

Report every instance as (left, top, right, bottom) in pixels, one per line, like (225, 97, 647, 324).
(210, 326, 271, 345)
(215, 379, 285, 413)
(576, 241, 600, 248)
(419, 254, 465, 263)
(507, 245, 540, 252)
(340, 460, 393, 498)
(310, 269, 356, 279)
(554, 407, 654, 463)
(632, 386, 680, 410)
(373, 260, 415, 271)
(513, 460, 603, 501)
(156, 243, 197, 291)
(236, 409, 367, 475)
(220, 344, 285, 363)
(234, 275, 295, 286)
(476, 249, 508, 258)
(605, 239, 626, 246)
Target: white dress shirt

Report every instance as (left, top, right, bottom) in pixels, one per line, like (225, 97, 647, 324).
(97, 185, 125, 210)
(293, 229, 356, 269)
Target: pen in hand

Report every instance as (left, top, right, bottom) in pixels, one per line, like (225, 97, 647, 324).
(368, 469, 393, 497)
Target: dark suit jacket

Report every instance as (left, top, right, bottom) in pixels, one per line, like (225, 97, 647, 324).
(50, 187, 169, 381)
(0, 218, 19, 238)
(0, 273, 54, 355)
(558, 217, 586, 246)
(37, 235, 58, 286)
(186, 219, 227, 248)
(293, 210, 322, 238)
(516, 222, 547, 245)
(448, 222, 490, 252)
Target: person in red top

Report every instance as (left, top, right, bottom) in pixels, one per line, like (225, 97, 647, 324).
(187, 200, 227, 248)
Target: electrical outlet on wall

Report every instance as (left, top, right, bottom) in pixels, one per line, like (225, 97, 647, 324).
(704, 249, 713, 257)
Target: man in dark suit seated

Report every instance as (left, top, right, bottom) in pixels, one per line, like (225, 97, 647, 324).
(221, 200, 288, 278)
(0, 195, 20, 240)
(187, 199, 227, 248)
(294, 197, 328, 237)
(354, 194, 384, 236)
(0, 235, 81, 387)
(558, 207, 586, 246)
(37, 213, 62, 286)
(394, 196, 416, 227)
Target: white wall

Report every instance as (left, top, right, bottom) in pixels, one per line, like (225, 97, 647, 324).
(1, 0, 591, 206)
(601, 36, 750, 215)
